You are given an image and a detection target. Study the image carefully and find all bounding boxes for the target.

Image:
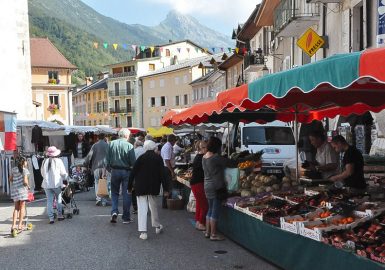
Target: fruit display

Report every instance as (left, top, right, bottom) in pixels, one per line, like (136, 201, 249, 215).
(238, 160, 257, 170)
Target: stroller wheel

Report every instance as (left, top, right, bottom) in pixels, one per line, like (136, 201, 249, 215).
(11, 229, 18, 237)
(67, 214, 73, 219)
(76, 209, 80, 215)
(73, 209, 79, 215)
(27, 223, 33, 230)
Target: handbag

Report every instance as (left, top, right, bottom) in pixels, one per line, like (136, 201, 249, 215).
(27, 191, 35, 202)
(96, 177, 109, 198)
(216, 187, 228, 201)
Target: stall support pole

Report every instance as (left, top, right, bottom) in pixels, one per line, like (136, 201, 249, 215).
(294, 111, 299, 181)
(227, 122, 230, 157)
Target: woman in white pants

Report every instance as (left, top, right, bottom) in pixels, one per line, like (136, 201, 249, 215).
(128, 140, 169, 240)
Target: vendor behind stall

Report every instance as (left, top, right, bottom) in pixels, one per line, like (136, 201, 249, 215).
(329, 135, 366, 189)
(71, 133, 90, 159)
(308, 131, 338, 179)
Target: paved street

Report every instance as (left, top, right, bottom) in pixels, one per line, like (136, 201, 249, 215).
(0, 190, 279, 270)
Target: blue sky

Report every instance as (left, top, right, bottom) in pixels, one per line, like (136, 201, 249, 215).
(80, 0, 261, 36)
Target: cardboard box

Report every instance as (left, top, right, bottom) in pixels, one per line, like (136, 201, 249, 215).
(280, 215, 304, 234)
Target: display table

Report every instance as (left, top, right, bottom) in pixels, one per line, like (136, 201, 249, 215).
(218, 206, 385, 270)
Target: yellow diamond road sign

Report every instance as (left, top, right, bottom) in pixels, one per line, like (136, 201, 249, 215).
(297, 28, 325, 57)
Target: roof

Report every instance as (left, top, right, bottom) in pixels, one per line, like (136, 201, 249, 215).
(219, 54, 244, 70)
(190, 69, 225, 85)
(74, 78, 108, 96)
(140, 54, 224, 78)
(156, 39, 211, 54)
(105, 57, 160, 68)
(255, 0, 280, 28)
(30, 38, 77, 69)
(237, 5, 261, 41)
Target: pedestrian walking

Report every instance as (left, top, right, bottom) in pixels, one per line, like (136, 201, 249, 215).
(9, 157, 30, 235)
(160, 134, 176, 208)
(84, 133, 109, 206)
(41, 146, 68, 224)
(128, 140, 169, 240)
(190, 140, 208, 231)
(106, 128, 136, 224)
(202, 137, 237, 241)
(132, 140, 145, 214)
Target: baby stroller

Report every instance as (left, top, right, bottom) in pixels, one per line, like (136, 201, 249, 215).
(69, 165, 90, 192)
(61, 180, 80, 218)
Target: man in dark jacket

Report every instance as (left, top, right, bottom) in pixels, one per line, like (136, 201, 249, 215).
(128, 140, 169, 240)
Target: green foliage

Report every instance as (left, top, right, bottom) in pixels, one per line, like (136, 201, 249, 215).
(29, 13, 133, 84)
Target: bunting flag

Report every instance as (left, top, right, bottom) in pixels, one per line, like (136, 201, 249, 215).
(159, 47, 164, 52)
(212, 47, 216, 53)
(221, 48, 224, 52)
(242, 48, 247, 54)
(103, 43, 108, 49)
(187, 48, 190, 53)
(0, 112, 17, 151)
(195, 48, 199, 53)
(93, 42, 99, 49)
(235, 47, 239, 54)
(140, 45, 146, 52)
(122, 44, 128, 50)
(113, 43, 118, 50)
(204, 48, 208, 53)
(150, 46, 155, 54)
(228, 48, 232, 53)
(131, 44, 137, 51)
(177, 48, 181, 53)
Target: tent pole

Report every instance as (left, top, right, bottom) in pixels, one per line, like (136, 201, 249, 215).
(227, 122, 230, 157)
(294, 111, 299, 181)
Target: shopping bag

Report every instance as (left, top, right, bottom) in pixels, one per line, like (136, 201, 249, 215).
(224, 168, 239, 192)
(96, 177, 109, 198)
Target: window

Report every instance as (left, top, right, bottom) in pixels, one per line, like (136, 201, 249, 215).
(161, 96, 166, 106)
(115, 117, 119, 127)
(200, 88, 203, 99)
(126, 99, 132, 112)
(115, 100, 120, 112)
(151, 97, 155, 107)
(94, 120, 97, 126)
(183, 75, 188, 84)
(126, 81, 131, 95)
(127, 116, 132, 127)
(97, 102, 102, 113)
(88, 121, 92, 126)
(160, 79, 165, 88)
(149, 64, 155, 71)
(93, 92, 96, 100)
(98, 91, 101, 100)
(87, 93, 91, 101)
(166, 49, 170, 57)
(104, 91, 107, 99)
(99, 120, 102, 125)
(175, 96, 180, 106)
(103, 101, 107, 112)
(174, 77, 180, 85)
(49, 94, 59, 106)
(114, 82, 119, 96)
(242, 127, 295, 146)
(150, 80, 155, 89)
(184, 94, 188, 105)
(48, 71, 58, 80)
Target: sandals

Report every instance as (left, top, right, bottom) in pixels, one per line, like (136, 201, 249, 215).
(210, 234, 225, 241)
(196, 224, 206, 231)
(204, 231, 210, 238)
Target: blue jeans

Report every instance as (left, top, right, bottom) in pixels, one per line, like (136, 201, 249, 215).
(206, 198, 221, 221)
(110, 169, 132, 221)
(94, 168, 111, 203)
(45, 188, 63, 220)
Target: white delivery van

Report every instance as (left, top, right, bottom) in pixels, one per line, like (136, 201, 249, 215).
(238, 121, 296, 175)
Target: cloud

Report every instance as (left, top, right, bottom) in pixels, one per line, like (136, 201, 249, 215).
(147, 0, 260, 25)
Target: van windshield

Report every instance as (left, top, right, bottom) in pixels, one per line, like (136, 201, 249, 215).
(243, 126, 295, 145)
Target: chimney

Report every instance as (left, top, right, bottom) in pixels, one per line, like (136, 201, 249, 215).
(86, 77, 93, 86)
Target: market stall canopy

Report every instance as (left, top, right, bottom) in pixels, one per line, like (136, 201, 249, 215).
(147, 127, 174, 138)
(43, 125, 117, 136)
(127, 127, 146, 135)
(17, 120, 65, 130)
(217, 48, 385, 117)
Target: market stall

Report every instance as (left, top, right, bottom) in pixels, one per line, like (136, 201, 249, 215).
(162, 47, 385, 268)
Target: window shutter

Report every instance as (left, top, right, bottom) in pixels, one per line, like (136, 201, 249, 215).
(147, 98, 151, 108)
(155, 97, 160, 106)
(165, 96, 168, 106)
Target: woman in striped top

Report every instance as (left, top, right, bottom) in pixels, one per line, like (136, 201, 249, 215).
(9, 157, 30, 235)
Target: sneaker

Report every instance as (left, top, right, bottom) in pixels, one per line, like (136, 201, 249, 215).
(49, 220, 54, 224)
(155, 224, 163, 234)
(58, 216, 65, 221)
(122, 218, 134, 224)
(95, 200, 102, 206)
(139, 233, 148, 240)
(110, 213, 118, 223)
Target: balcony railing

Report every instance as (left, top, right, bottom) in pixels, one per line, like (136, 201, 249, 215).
(244, 51, 265, 71)
(109, 71, 136, 78)
(109, 89, 135, 97)
(274, 0, 320, 37)
(109, 107, 135, 114)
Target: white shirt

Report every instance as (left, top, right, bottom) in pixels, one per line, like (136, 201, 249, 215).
(315, 142, 338, 179)
(161, 142, 175, 168)
(134, 146, 145, 159)
(41, 158, 68, 189)
(173, 144, 184, 155)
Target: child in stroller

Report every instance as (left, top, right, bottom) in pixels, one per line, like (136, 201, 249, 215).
(70, 166, 89, 192)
